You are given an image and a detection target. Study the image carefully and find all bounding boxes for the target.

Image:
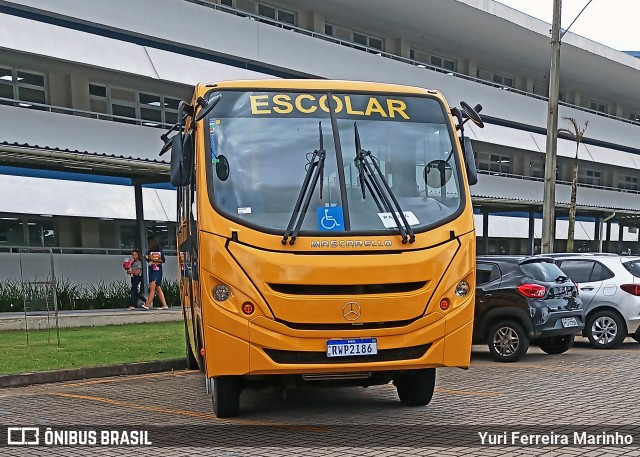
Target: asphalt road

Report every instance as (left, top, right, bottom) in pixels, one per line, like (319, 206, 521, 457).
(1, 337, 639, 456)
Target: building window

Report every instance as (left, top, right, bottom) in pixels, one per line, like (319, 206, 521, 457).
(89, 84, 182, 127)
(219, 0, 234, 7)
(410, 48, 429, 65)
(324, 23, 334, 36)
(257, 2, 296, 26)
(528, 161, 559, 180)
(147, 222, 176, 253)
(579, 169, 602, 186)
(629, 112, 640, 122)
(27, 218, 56, 247)
(619, 175, 639, 191)
(581, 97, 607, 114)
(533, 83, 547, 97)
(0, 216, 25, 247)
(477, 69, 514, 88)
(529, 160, 545, 179)
(352, 31, 384, 51)
(492, 73, 513, 88)
(430, 54, 456, 71)
(110, 87, 137, 125)
(0, 66, 48, 108)
(98, 219, 117, 248)
(477, 153, 511, 174)
(139, 92, 181, 127)
(118, 222, 137, 250)
(489, 154, 511, 174)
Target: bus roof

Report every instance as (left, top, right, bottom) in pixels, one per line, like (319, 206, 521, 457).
(194, 79, 442, 97)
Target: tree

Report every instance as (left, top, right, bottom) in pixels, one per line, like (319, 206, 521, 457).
(558, 117, 588, 253)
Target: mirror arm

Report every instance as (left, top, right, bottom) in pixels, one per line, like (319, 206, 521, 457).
(450, 107, 463, 131)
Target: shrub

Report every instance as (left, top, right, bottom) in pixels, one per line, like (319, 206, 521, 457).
(0, 279, 149, 312)
(161, 280, 180, 307)
(0, 280, 24, 313)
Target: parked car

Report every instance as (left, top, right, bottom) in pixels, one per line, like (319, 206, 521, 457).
(544, 253, 640, 349)
(474, 256, 585, 362)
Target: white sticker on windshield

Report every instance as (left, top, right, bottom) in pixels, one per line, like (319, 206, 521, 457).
(377, 211, 420, 228)
(238, 207, 252, 215)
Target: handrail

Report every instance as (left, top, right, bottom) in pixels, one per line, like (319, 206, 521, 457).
(187, 0, 640, 128)
(0, 97, 173, 129)
(477, 169, 640, 194)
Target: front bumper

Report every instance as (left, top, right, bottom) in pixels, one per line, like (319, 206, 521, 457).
(203, 295, 475, 377)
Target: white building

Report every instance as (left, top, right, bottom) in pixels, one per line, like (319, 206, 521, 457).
(0, 0, 639, 282)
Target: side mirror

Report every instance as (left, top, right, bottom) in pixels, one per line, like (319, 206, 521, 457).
(462, 137, 478, 186)
(460, 101, 484, 128)
(194, 94, 222, 122)
(170, 133, 194, 187)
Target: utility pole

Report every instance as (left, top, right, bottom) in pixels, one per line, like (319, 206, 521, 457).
(541, 0, 562, 254)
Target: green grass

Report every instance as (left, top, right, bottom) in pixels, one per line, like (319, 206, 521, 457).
(0, 321, 185, 375)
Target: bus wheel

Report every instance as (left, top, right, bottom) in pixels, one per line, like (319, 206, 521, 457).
(211, 376, 241, 418)
(183, 318, 199, 370)
(394, 368, 436, 406)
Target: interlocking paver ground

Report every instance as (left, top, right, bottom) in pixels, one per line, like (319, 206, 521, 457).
(0, 337, 639, 456)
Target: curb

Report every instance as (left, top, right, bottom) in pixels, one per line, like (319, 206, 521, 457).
(0, 358, 187, 388)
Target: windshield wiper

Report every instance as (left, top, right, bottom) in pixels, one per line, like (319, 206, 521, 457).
(282, 122, 326, 245)
(354, 123, 415, 244)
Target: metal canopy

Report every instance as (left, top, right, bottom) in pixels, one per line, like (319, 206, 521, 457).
(616, 216, 640, 228)
(0, 142, 169, 182)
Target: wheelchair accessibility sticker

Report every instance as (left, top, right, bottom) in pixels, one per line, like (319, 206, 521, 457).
(317, 207, 344, 231)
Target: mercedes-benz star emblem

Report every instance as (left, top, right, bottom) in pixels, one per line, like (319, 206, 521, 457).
(342, 301, 361, 321)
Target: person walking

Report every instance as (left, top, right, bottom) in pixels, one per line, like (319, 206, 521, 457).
(126, 249, 147, 310)
(142, 235, 169, 310)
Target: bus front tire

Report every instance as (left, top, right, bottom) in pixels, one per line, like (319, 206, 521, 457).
(212, 376, 241, 418)
(394, 368, 436, 406)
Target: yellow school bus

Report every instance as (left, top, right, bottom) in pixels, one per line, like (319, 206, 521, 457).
(164, 80, 483, 417)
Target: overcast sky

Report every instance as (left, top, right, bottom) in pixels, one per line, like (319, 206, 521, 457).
(496, 0, 640, 51)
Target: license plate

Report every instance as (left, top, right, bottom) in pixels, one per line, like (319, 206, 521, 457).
(562, 317, 579, 328)
(327, 338, 378, 358)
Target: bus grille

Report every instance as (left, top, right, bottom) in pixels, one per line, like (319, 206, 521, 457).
(263, 344, 430, 364)
(275, 317, 420, 331)
(268, 282, 426, 295)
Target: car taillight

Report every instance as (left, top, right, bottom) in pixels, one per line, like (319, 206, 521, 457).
(517, 283, 546, 298)
(620, 284, 640, 296)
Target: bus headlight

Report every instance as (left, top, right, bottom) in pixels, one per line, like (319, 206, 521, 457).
(455, 280, 471, 297)
(213, 284, 231, 302)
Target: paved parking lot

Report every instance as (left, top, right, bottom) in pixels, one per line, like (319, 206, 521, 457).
(1, 337, 640, 456)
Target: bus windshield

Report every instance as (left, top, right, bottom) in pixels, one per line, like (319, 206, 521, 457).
(207, 90, 462, 235)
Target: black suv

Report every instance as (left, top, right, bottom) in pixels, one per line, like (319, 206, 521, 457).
(474, 256, 585, 362)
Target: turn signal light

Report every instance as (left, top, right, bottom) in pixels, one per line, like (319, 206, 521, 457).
(440, 298, 450, 310)
(621, 284, 640, 296)
(241, 302, 255, 315)
(517, 283, 546, 298)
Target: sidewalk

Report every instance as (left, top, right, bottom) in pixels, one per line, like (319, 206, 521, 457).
(0, 307, 182, 331)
